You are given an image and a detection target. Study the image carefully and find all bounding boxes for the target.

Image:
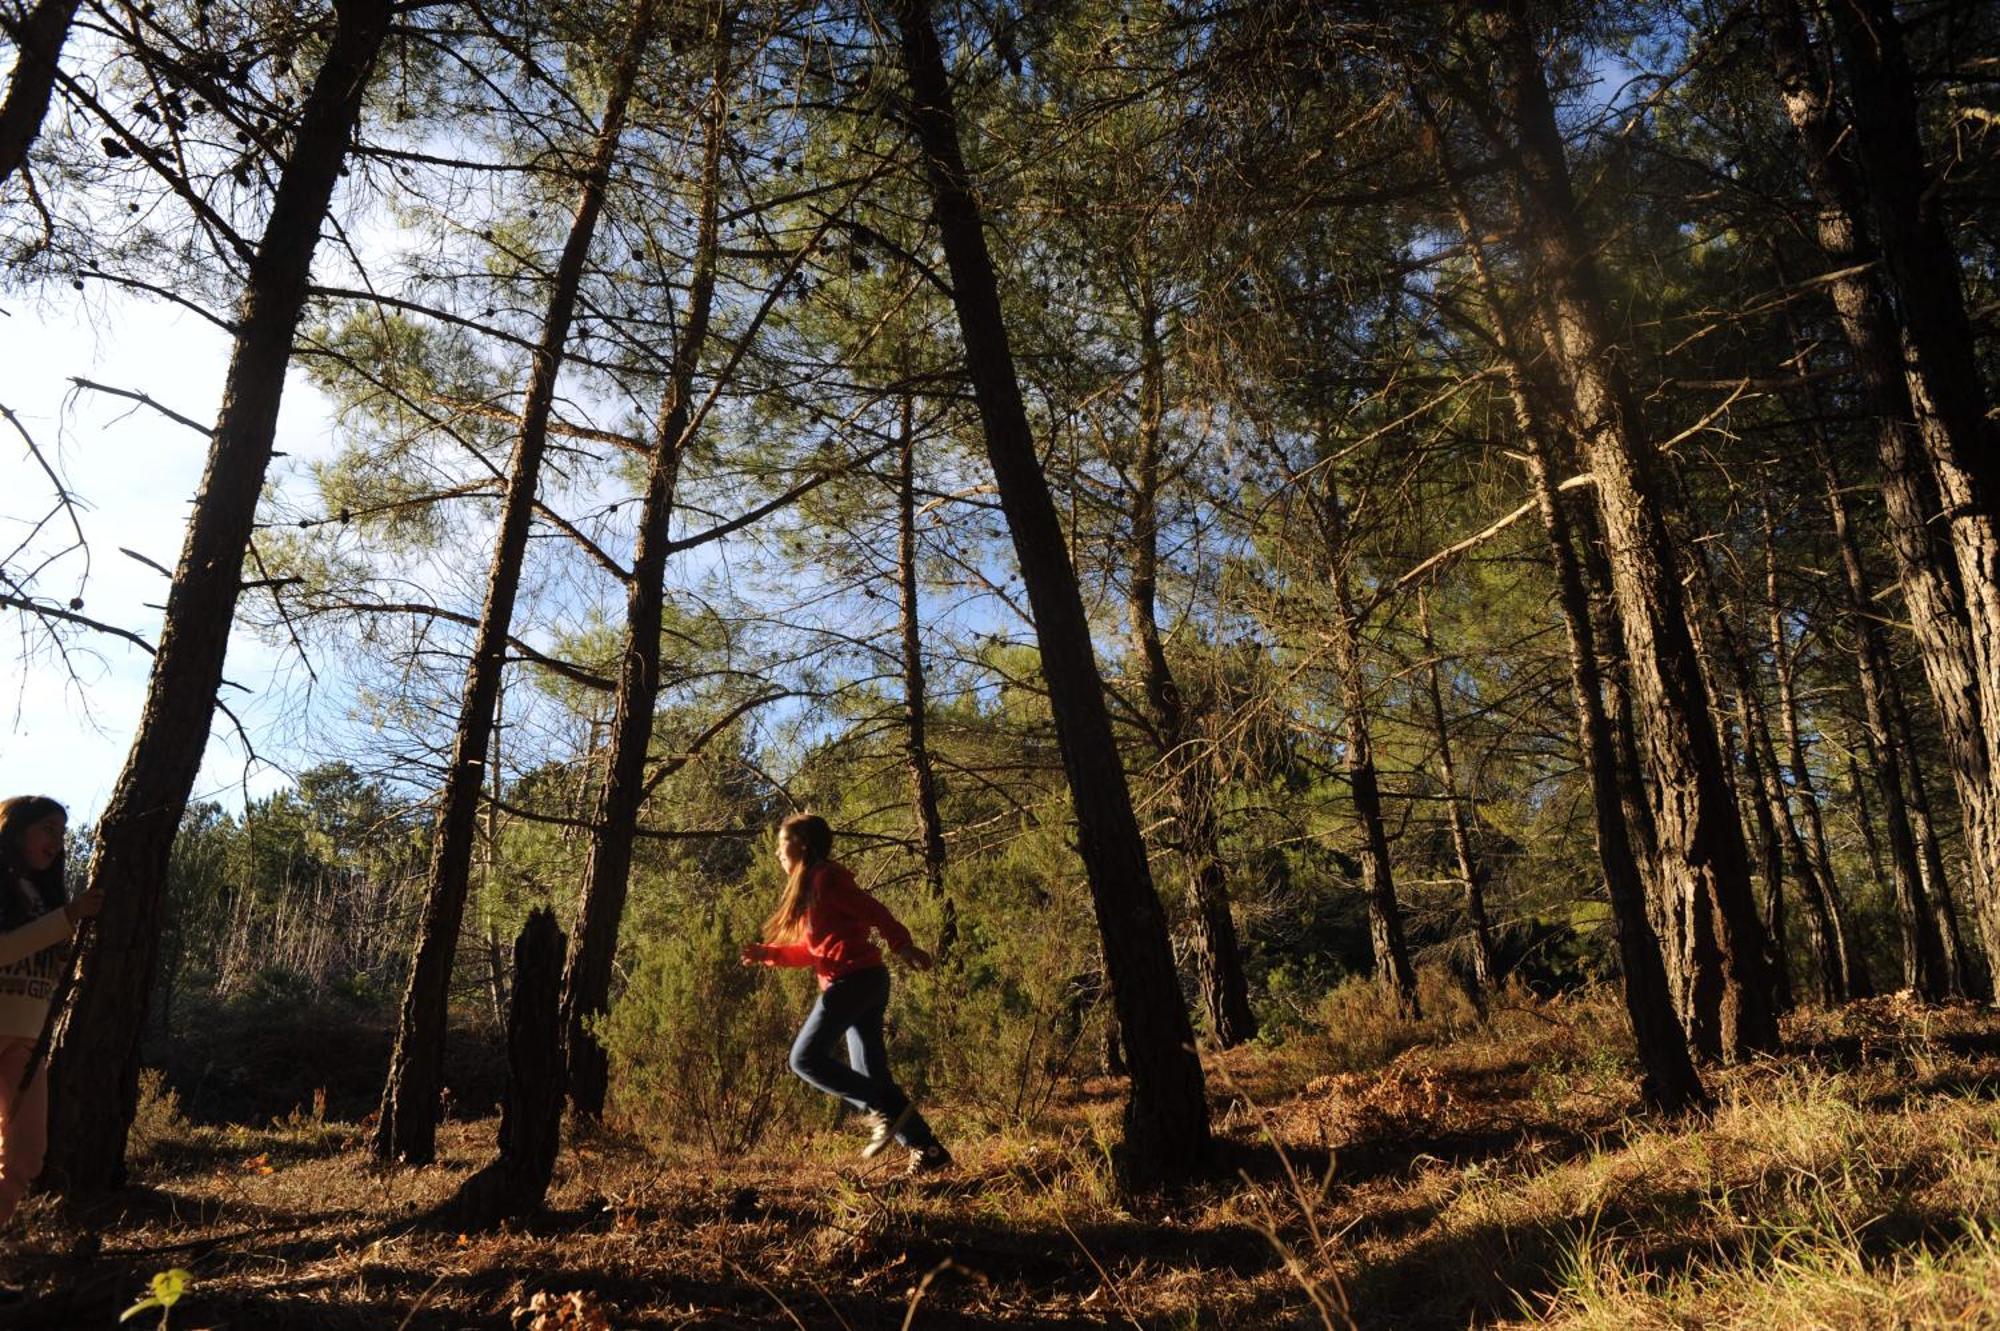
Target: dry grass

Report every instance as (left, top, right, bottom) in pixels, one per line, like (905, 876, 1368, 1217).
(5, 988, 1998, 1328)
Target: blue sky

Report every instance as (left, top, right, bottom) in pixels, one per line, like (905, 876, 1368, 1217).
(0, 289, 343, 821)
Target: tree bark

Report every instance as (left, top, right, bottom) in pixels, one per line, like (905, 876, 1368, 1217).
(430, 908, 566, 1231)
(1763, 502, 1865, 1000)
(1488, 0, 1778, 1061)
(42, 0, 393, 1194)
(1760, 0, 2000, 982)
(1889, 671, 1979, 997)
(889, 0, 1208, 1184)
(896, 393, 956, 959)
(378, 7, 646, 1162)
(1319, 476, 1420, 1017)
(1804, 380, 1950, 996)
(557, 0, 717, 1122)
(1418, 592, 1497, 995)
(0, 0, 80, 187)
(1825, 5, 2000, 955)
(1128, 293, 1255, 1046)
(1422, 99, 1704, 1109)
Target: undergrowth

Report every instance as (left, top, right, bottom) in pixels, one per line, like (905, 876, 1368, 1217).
(6, 984, 1995, 1328)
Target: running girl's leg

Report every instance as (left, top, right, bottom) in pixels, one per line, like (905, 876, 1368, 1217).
(787, 968, 903, 1119)
(842, 977, 938, 1150)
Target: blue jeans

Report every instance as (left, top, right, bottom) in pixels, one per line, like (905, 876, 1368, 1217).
(788, 965, 936, 1149)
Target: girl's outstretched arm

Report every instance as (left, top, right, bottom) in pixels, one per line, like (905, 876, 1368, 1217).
(740, 941, 813, 968)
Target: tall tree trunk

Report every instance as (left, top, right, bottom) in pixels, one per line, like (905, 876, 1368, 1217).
(42, 0, 394, 1194)
(895, 393, 955, 959)
(1825, 5, 2000, 942)
(1889, 672, 1979, 997)
(1488, 0, 1778, 1060)
(1320, 476, 1420, 1017)
(889, 0, 1208, 1184)
(1571, 404, 1710, 1042)
(1422, 101, 1704, 1108)
(1128, 293, 1255, 1046)
(1763, 502, 1865, 1000)
(378, 8, 646, 1162)
(1732, 682, 1795, 1014)
(557, 0, 717, 1122)
(0, 0, 80, 187)
(1419, 592, 1497, 995)
(1803, 376, 1950, 996)
(1760, 0, 2000, 982)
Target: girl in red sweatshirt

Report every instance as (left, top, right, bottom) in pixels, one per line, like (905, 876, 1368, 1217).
(740, 813, 950, 1175)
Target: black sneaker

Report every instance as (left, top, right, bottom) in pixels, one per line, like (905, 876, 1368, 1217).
(904, 1143, 952, 1177)
(861, 1103, 916, 1159)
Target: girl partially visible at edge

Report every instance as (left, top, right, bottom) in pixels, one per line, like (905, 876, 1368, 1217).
(0, 796, 102, 1238)
(740, 812, 951, 1176)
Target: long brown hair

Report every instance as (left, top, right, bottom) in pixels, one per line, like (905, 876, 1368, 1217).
(0, 794, 69, 929)
(762, 812, 834, 943)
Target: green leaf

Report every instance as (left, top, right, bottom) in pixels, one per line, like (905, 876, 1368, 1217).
(120, 1268, 192, 1322)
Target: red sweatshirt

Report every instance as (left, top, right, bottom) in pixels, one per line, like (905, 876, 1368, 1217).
(744, 861, 913, 988)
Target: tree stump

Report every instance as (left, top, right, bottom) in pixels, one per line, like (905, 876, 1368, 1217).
(430, 907, 566, 1230)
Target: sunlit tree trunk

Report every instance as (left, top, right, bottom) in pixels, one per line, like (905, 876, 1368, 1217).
(1488, 0, 1777, 1060)
(895, 392, 955, 958)
(1763, 503, 1865, 1000)
(1419, 592, 1496, 995)
(1319, 474, 1420, 1017)
(378, 3, 649, 1162)
(1824, 7, 2000, 927)
(890, 0, 1208, 1184)
(44, 0, 394, 1193)
(1422, 100, 1704, 1107)
(1760, 0, 2000, 982)
(559, 0, 722, 1121)
(1128, 294, 1255, 1046)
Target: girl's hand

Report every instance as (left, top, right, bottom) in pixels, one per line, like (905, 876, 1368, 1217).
(64, 888, 105, 925)
(739, 944, 764, 966)
(895, 943, 935, 972)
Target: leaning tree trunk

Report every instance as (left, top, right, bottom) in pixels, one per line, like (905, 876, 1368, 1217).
(889, 0, 1208, 1185)
(1489, 0, 1777, 1061)
(1760, 0, 2000, 981)
(1419, 592, 1497, 995)
(1680, 521, 1840, 1009)
(1798, 353, 1951, 997)
(1129, 294, 1255, 1046)
(378, 11, 645, 1162)
(1422, 102, 1705, 1109)
(430, 908, 566, 1231)
(0, 0, 81, 187)
(1763, 501, 1866, 1000)
(1889, 672, 1979, 997)
(1319, 477, 1420, 1017)
(1573, 462, 1698, 1025)
(1825, 4, 2000, 941)
(42, 0, 394, 1194)
(895, 394, 956, 959)
(1732, 679, 1795, 1014)
(557, 0, 718, 1121)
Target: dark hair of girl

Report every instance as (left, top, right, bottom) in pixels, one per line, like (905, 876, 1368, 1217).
(762, 812, 834, 943)
(0, 794, 69, 930)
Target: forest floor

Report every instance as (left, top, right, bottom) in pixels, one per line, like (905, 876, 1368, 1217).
(6, 988, 2000, 1329)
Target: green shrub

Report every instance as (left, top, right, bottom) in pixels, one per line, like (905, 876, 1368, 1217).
(129, 1067, 187, 1163)
(888, 835, 1107, 1131)
(597, 888, 810, 1155)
